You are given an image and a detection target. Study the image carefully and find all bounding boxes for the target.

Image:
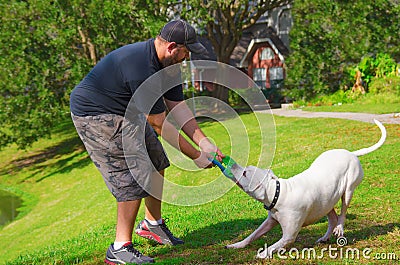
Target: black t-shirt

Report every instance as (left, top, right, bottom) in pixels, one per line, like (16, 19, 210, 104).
(70, 39, 184, 117)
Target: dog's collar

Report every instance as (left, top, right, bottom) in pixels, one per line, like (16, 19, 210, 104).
(264, 180, 280, 211)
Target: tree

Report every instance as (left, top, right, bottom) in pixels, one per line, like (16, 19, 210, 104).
(0, 0, 163, 149)
(0, 0, 77, 148)
(178, 0, 293, 103)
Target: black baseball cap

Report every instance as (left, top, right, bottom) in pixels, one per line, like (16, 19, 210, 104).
(159, 19, 207, 54)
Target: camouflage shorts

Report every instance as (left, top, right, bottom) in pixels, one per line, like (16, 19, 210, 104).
(71, 113, 170, 202)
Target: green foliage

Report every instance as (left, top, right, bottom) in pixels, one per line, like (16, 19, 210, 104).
(343, 53, 399, 92)
(228, 89, 248, 108)
(294, 87, 400, 114)
(1, 1, 74, 148)
(0, 0, 165, 149)
(357, 53, 399, 86)
(357, 56, 375, 86)
(374, 53, 399, 78)
(369, 76, 400, 95)
(286, 0, 400, 100)
(293, 89, 360, 108)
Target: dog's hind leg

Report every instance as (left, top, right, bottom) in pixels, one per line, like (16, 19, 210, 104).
(316, 209, 338, 243)
(226, 216, 278, 249)
(333, 190, 355, 238)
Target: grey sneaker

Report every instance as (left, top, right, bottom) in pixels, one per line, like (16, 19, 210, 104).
(135, 219, 184, 245)
(104, 242, 154, 264)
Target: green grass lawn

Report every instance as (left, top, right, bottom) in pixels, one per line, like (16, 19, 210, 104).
(298, 92, 400, 114)
(0, 112, 399, 264)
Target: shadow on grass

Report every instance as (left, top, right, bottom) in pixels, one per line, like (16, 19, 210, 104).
(345, 222, 400, 244)
(6, 219, 398, 264)
(12, 135, 90, 183)
(0, 120, 92, 183)
(153, 218, 278, 264)
(154, 218, 399, 264)
(34, 149, 91, 182)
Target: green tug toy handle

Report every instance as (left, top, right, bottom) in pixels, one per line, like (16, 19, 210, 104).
(208, 153, 236, 180)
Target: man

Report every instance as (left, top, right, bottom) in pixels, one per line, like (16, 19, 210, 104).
(70, 20, 223, 264)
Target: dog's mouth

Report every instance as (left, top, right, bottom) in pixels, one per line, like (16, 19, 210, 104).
(233, 170, 246, 189)
(237, 170, 264, 193)
(232, 165, 263, 192)
(235, 182, 243, 189)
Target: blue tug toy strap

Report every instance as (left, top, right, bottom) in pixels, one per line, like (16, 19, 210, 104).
(208, 154, 236, 180)
(210, 159, 225, 172)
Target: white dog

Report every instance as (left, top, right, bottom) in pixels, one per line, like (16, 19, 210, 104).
(226, 119, 386, 258)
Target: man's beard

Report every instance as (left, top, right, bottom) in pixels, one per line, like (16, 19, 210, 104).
(161, 54, 182, 68)
(161, 55, 182, 77)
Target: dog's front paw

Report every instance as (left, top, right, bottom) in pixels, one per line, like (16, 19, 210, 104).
(333, 224, 344, 237)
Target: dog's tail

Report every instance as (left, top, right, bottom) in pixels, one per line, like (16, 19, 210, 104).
(352, 119, 387, 157)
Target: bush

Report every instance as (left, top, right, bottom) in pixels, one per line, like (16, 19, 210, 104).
(348, 53, 400, 91)
(357, 56, 376, 86)
(374, 53, 399, 78)
(369, 76, 400, 95)
(293, 89, 360, 107)
(293, 76, 400, 108)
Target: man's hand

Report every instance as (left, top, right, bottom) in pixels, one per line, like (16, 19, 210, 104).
(193, 138, 225, 168)
(198, 138, 225, 162)
(193, 150, 214, 169)
(213, 148, 225, 162)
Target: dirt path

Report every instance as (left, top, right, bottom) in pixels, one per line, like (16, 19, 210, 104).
(262, 108, 400, 124)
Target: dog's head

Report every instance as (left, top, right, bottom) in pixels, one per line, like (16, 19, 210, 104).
(230, 163, 277, 202)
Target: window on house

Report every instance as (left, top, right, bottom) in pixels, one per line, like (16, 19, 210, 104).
(253, 68, 267, 89)
(260, 47, 274, 60)
(269, 67, 284, 80)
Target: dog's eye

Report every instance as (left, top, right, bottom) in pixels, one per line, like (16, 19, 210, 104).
(243, 171, 247, 178)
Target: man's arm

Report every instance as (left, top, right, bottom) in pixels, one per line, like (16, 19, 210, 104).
(163, 99, 223, 159)
(146, 111, 212, 168)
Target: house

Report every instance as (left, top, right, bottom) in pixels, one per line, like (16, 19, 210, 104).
(189, 5, 292, 106)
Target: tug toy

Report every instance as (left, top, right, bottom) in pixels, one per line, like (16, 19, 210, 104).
(209, 153, 237, 180)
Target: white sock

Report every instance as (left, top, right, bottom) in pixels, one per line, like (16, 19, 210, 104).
(114, 241, 129, 250)
(145, 218, 163, 225)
